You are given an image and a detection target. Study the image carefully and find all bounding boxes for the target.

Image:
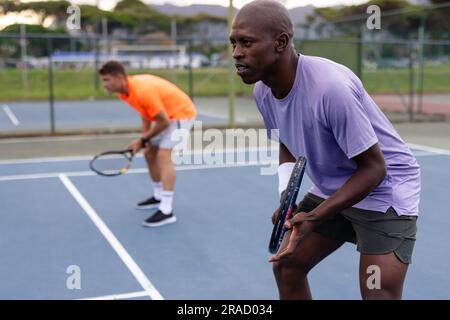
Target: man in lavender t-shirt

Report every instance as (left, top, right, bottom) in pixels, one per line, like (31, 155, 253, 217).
(230, 0, 420, 300)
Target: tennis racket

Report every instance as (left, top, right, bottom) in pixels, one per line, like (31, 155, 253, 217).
(89, 149, 134, 177)
(269, 156, 307, 254)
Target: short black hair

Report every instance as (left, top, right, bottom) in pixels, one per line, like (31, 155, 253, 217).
(98, 60, 127, 76)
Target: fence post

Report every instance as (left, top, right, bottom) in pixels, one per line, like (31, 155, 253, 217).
(94, 34, 100, 92)
(20, 24, 28, 98)
(47, 37, 55, 134)
(188, 39, 194, 101)
(408, 43, 415, 122)
(417, 13, 426, 114)
(357, 25, 364, 81)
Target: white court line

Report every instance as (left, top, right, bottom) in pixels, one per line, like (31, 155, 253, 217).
(0, 146, 279, 165)
(0, 155, 100, 165)
(0, 144, 439, 166)
(59, 174, 163, 300)
(411, 151, 442, 157)
(0, 171, 96, 181)
(407, 143, 450, 156)
(0, 126, 247, 144)
(0, 130, 204, 144)
(0, 142, 444, 171)
(0, 150, 439, 182)
(79, 290, 148, 300)
(197, 111, 228, 120)
(2, 105, 20, 126)
(0, 161, 277, 182)
(0, 133, 141, 144)
(197, 110, 248, 123)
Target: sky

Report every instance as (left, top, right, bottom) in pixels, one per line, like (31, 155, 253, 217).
(0, 0, 370, 29)
(18, 0, 370, 10)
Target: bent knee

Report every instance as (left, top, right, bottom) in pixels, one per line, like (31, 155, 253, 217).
(156, 149, 173, 162)
(273, 258, 312, 279)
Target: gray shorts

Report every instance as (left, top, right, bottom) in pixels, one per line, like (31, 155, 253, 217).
(150, 119, 194, 149)
(294, 193, 418, 264)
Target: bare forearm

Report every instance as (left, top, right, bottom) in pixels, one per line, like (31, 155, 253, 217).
(311, 163, 386, 223)
(279, 143, 296, 164)
(142, 121, 169, 140)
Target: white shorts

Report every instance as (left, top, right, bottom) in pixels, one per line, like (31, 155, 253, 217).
(150, 119, 194, 149)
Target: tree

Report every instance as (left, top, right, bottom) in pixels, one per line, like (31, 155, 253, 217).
(0, 24, 71, 58)
(114, 0, 152, 13)
(310, 0, 429, 39)
(112, 0, 171, 34)
(0, 0, 20, 14)
(4, 1, 71, 27)
(425, 0, 450, 37)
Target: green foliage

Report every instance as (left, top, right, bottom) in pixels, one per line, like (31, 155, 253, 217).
(312, 0, 449, 40)
(0, 63, 449, 101)
(111, 0, 171, 33)
(314, 7, 342, 21)
(0, 24, 70, 58)
(0, 0, 20, 14)
(5, 0, 71, 26)
(16, 0, 71, 16)
(1, 0, 228, 37)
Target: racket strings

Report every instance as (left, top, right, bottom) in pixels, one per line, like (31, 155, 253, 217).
(90, 153, 131, 175)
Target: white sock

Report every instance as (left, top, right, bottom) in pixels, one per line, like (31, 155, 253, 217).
(159, 191, 174, 215)
(152, 181, 163, 200)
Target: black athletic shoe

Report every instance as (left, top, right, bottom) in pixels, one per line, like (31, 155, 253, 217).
(136, 196, 161, 210)
(142, 210, 176, 227)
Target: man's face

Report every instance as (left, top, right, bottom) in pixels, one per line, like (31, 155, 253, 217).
(100, 73, 125, 93)
(229, 16, 278, 84)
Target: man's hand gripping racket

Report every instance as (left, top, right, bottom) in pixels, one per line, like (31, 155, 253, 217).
(268, 156, 307, 260)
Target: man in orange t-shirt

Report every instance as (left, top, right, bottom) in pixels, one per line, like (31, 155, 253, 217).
(99, 61, 196, 227)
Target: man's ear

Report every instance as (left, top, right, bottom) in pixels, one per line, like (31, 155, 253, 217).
(275, 33, 290, 53)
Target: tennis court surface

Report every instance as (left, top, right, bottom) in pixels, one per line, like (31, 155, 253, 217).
(0, 145, 449, 300)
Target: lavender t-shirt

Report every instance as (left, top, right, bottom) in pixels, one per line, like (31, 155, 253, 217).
(254, 54, 420, 216)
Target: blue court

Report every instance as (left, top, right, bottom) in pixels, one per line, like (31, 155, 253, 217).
(0, 146, 449, 300)
(0, 100, 227, 134)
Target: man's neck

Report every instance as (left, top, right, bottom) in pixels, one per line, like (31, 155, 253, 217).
(121, 78, 129, 96)
(264, 51, 299, 100)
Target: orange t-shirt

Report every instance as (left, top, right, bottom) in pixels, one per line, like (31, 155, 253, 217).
(119, 75, 196, 121)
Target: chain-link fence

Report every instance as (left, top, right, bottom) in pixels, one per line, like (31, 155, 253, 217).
(296, 4, 450, 122)
(1, 6, 449, 136)
(0, 32, 255, 135)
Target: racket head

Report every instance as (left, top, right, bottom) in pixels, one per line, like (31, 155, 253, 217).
(269, 156, 307, 254)
(89, 149, 134, 177)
